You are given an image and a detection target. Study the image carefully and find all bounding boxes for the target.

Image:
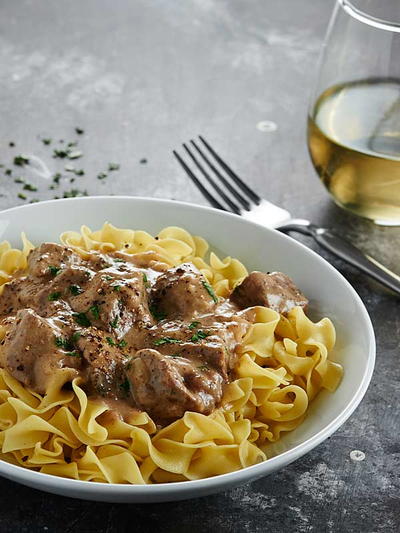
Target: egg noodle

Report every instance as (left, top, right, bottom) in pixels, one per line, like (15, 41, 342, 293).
(0, 224, 343, 484)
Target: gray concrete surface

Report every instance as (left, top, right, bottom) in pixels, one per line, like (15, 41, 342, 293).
(0, 1, 398, 531)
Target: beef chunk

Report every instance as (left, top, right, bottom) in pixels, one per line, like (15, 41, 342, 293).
(70, 271, 153, 338)
(230, 271, 308, 314)
(150, 263, 217, 320)
(0, 266, 93, 318)
(0, 309, 81, 393)
(27, 243, 82, 278)
(0, 277, 39, 317)
(126, 348, 224, 420)
(77, 330, 127, 398)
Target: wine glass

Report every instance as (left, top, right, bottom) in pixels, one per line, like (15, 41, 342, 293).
(307, 0, 400, 226)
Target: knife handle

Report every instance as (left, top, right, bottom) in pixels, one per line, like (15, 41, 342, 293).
(278, 221, 400, 296)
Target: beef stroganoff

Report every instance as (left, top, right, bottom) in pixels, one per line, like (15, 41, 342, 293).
(0, 224, 343, 484)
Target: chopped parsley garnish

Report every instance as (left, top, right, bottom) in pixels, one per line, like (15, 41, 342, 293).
(117, 340, 127, 348)
(5, 169, 12, 176)
(168, 354, 181, 358)
(89, 304, 100, 319)
(23, 183, 37, 192)
(201, 280, 218, 303)
(55, 336, 80, 354)
(109, 317, 119, 329)
(114, 258, 125, 263)
(142, 273, 148, 283)
(42, 138, 52, 145)
(113, 285, 121, 292)
(13, 155, 29, 166)
(64, 164, 75, 172)
(190, 330, 210, 342)
(73, 312, 91, 327)
(14, 177, 24, 184)
(48, 292, 61, 301)
(105, 275, 113, 281)
(48, 265, 61, 276)
(54, 336, 70, 349)
(69, 285, 82, 295)
(149, 305, 167, 321)
(106, 336, 116, 346)
(97, 172, 107, 180)
(140, 158, 147, 164)
(53, 173, 61, 184)
(74, 169, 85, 176)
(30, 199, 39, 203)
(75, 127, 84, 135)
(17, 193, 27, 200)
(9, 141, 15, 147)
(71, 331, 82, 343)
(108, 162, 120, 171)
(67, 141, 77, 148)
(189, 321, 200, 330)
(153, 337, 181, 346)
(197, 364, 210, 372)
(65, 351, 81, 357)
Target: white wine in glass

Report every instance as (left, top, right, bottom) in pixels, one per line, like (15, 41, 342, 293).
(308, 1, 400, 226)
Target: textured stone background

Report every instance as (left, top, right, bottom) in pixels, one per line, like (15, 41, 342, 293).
(0, 0, 399, 531)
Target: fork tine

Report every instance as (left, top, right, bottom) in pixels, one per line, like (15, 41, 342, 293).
(199, 136, 261, 204)
(172, 150, 227, 211)
(190, 140, 251, 211)
(182, 143, 242, 215)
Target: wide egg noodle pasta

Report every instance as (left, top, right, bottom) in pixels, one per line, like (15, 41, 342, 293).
(0, 223, 343, 484)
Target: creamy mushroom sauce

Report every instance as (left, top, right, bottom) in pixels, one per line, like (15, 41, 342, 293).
(0, 243, 308, 426)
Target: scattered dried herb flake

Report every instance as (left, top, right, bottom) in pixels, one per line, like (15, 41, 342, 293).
(23, 183, 38, 192)
(14, 155, 29, 166)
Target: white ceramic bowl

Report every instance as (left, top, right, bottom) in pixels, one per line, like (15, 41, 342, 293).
(0, 197, 375, 502)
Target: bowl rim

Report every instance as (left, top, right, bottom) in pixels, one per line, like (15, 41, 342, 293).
(0, 196, 376, 495)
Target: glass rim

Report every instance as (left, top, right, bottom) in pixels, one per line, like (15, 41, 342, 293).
(338, 0, 400, 32)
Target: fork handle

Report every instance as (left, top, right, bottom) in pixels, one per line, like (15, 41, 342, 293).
(279, 222, 400, 296)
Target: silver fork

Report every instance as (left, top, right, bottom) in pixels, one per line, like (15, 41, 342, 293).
(173, 136, 400, 296)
